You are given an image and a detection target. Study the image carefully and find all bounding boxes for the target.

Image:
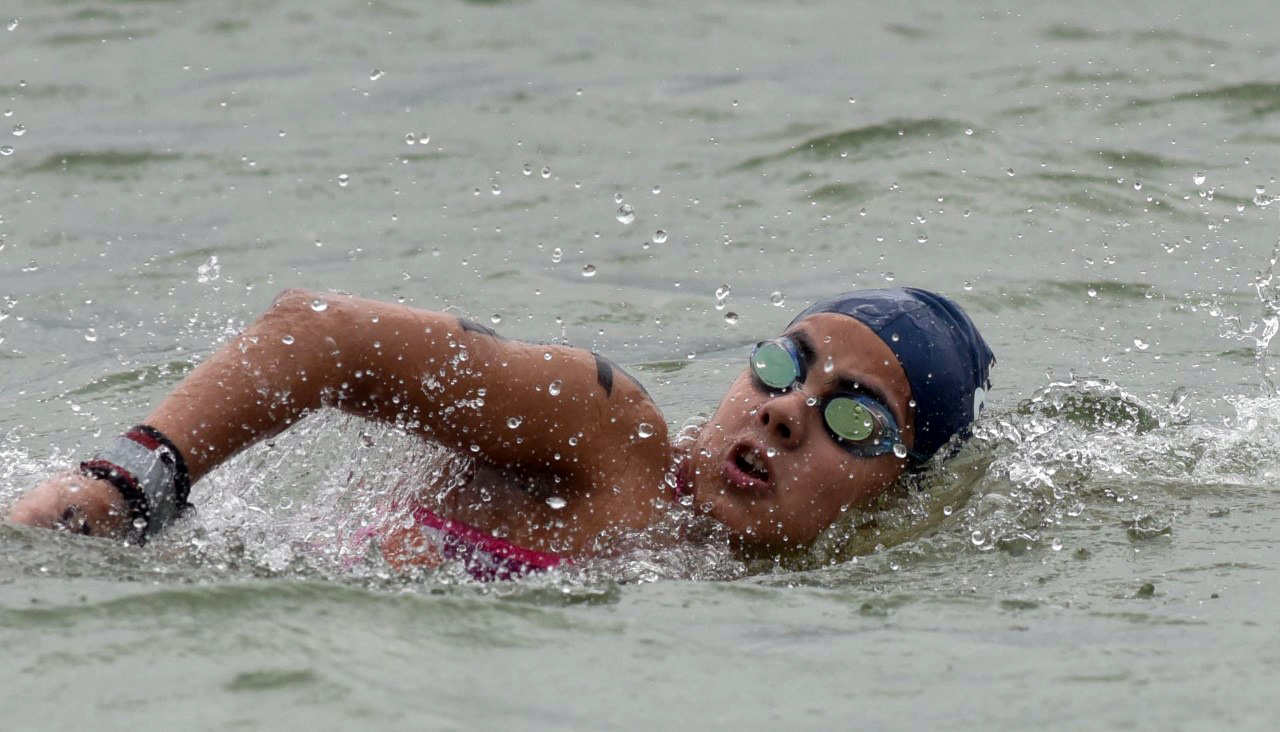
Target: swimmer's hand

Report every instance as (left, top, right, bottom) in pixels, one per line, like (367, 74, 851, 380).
(7, 471, 130, 538)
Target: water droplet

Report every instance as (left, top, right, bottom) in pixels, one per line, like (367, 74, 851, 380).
(404, 133, 417, 145)
(964, 128, 974, 136)
(337, 173, 350, 187)
(1134, 337, 1149, 350)
(723, 311, 739, 325)
(310, 298, 328, 312)
(11, 124, 24, 137)
(1087, 288, 1098, 298)
(278, 129, 287, 137)
(715, 284, 731, 301)
(1005, 168, 1015, 177)
(548, 380, 562, 396)
(581, 264, 596, 277)
(970, 530, 986, 546)
(551, 247, 563, 263)
(823, 357, 835, 374)
(637, 423, 655, 438)
(916, 233, 928, 244)
(507, 416, 522, 429)
(942, 505, 953, 516)
(1051, 537, 1063, 551)
(281, 334, 295, 345)
(490, 313, 502, 324)
(652, 229, 668, 244)
(491, 183, 501, 195)
(883, 272, 895, 282)
(83, 329, 97, 342)
(541, 166, 551, 178)
(616, 204, 635, 224)
(1193, 172, 1206, 186)
(0, 146, 14, 156)
(1133, 179, 1142, 191)
(196, 255, 221, 283)
(770, 291, 785, 306)
(890, 333, 901, 342)
(892, 443, 908, 459)
(652, 185, 661, 194)
(5, 19, 17, 31)
(369, 69, 384, 81)
(546, 496, 567, 509)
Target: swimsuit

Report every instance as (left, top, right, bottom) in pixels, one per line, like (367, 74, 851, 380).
(371, 457, 691, 582)
(386, 504, 569, 582)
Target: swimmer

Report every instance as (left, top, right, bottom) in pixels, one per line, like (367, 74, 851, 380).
(7, 287, 993, 579)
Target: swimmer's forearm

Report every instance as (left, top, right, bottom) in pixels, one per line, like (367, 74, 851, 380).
(9, 291, 378, 537)
(141, 289, 388, 481)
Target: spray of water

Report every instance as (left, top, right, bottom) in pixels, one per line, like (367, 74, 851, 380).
(1219, 241, 1280, 395)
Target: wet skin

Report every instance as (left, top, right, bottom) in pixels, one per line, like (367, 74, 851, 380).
(687, 313, 915, 552)
(8, 292, 915, 561)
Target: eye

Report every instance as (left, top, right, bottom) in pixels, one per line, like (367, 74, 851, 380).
(751, 341, 799, 390)
(824, 397, 878, 442)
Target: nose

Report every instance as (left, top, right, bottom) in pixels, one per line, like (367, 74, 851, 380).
(758, 389, 809, 448)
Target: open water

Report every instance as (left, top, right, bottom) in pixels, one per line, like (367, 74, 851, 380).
(4, 0, 1280, 729)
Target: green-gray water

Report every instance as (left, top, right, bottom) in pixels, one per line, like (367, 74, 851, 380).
(4, 1, 1280, 728)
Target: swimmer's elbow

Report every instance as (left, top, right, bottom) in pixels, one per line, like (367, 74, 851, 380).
(260, 288, 336, 332)
(252, 288, 353, 364)
(269, 287, 321, 313)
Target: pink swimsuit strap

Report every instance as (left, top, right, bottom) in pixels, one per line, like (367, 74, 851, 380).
(410, 505, 569, 581)
(671, 455, 693, 500)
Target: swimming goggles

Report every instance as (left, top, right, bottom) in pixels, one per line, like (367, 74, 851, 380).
(750, 337, 918, 460)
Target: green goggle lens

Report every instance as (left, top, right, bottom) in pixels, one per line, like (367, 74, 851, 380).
(751, 341, 800, 389)
(824, 397, 876, 442)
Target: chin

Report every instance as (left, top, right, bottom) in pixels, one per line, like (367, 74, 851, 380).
(709, 503, 815, 556)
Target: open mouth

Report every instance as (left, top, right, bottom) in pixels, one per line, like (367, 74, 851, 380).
(722, 442, 773, 495)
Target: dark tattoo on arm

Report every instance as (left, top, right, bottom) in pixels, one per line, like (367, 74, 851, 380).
(453, 316, 648, 399)
(592, 352, 650, 397)
(593, 353, 614, 396)
(457, 317, 501, 339)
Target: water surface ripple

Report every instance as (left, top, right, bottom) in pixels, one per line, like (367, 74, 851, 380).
(4, 1, 1280, 729)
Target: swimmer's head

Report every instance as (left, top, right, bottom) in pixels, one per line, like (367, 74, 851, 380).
(789, 287, 995, 464)
(688, 286, 993, 552)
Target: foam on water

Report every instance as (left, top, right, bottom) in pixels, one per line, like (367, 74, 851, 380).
(7, 373, 1280, 594)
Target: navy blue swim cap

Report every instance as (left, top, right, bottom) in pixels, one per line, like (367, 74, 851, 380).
(790, 287, 994, 463)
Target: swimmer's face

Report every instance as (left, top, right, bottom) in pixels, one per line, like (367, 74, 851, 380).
(689, 313, 915, 553)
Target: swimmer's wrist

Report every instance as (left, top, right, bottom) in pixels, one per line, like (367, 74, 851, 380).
(79, 425, 192, 545)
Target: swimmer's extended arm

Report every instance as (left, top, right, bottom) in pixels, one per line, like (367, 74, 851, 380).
(9, 288, 667, 538)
